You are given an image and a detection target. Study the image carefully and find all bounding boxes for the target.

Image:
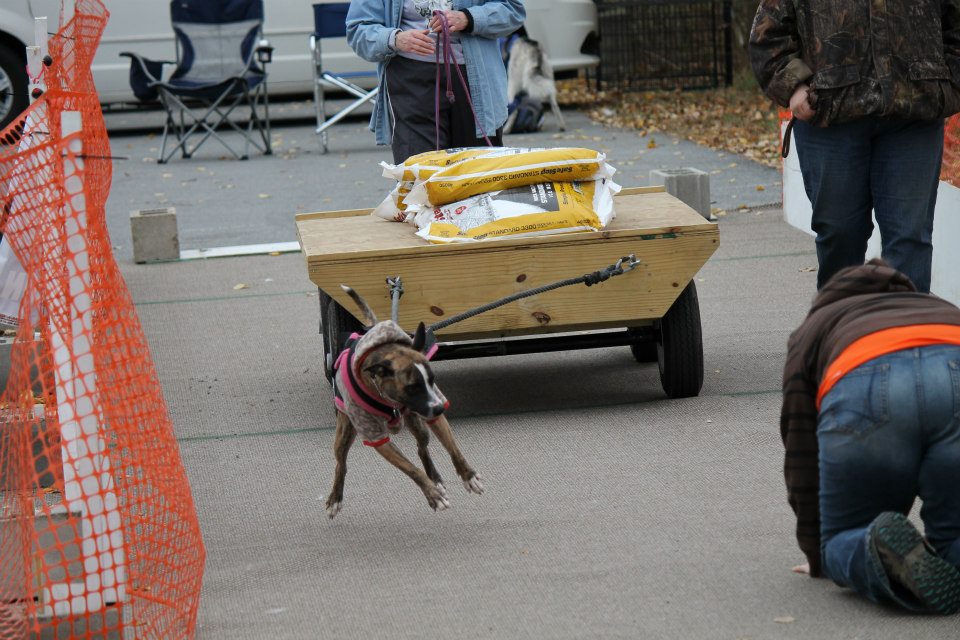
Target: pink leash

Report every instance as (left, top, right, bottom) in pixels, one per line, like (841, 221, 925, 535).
(433, 10, 492, 150)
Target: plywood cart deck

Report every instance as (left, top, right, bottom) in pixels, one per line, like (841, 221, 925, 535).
(296, 186, 719, 398)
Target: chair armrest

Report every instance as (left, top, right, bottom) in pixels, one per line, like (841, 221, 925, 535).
(120, 52, 174, 101)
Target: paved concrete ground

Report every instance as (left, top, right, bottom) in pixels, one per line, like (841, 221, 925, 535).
(105, 103, 953, 639)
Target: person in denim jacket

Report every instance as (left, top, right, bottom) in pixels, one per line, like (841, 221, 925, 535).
(346, 0, 525, 163)
(749, 0, 960, 293)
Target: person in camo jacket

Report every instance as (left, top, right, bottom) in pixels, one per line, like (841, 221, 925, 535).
(749, 0, 960, 293)
(781, 259, 960, 613)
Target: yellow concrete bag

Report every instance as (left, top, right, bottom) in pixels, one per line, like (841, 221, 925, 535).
(374, 147, 503, 221)
(405, 147, 615, 208)
(413, 178, 621, 243)
(380, 147, 501, 183)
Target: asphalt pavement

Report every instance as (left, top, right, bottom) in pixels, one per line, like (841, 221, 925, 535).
(103, 101, 955, 639)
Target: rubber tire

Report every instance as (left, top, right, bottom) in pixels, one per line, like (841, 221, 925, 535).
(324, 299, 362, 383)
(657, 281, 704, 399)
(318, 288, 333, 380)
(0, 43, 28, 132)
(628, 327, 658, 362)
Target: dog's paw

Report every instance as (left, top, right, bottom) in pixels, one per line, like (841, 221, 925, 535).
(435, 482, 448, 499)
(326, 501, 342, 519)
(425, 485, 451, 512)
(463, 473, 484, 495)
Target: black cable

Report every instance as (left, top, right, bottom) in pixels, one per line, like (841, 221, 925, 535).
(427, 256, 637, 333)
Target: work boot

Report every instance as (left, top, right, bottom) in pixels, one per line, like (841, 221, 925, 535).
(871, 511, 960, 615)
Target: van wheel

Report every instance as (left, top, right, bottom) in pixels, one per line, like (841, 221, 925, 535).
(0, 44, 28, 132)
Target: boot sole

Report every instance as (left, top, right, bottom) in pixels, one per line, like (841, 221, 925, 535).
(873, 512, 960, 615)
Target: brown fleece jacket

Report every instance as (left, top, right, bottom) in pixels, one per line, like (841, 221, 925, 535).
(781, 260, 960, 577)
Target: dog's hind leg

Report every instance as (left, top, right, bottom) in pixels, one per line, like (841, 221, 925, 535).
(426, 415, 484, 495)
(326, 411, 356, 519)
(405, 415, 447, 499)
(374, 441, 451, 511)
(549, 95, 566, 131)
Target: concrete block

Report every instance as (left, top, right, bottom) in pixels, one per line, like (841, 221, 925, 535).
(0, 334, 45, 402)
(0, 496, 82, 603)
(0, 409, 60, 490)
(130, 207, 179, 263)
(649, 168, 712, 220)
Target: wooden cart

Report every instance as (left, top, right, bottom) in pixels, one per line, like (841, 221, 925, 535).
(296, 186, 719, 398)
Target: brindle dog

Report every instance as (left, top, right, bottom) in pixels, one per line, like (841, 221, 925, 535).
(325, 285, 484, 519)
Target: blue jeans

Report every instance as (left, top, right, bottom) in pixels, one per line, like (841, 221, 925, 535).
(818, 345, 960, 609)
(793, 117, 944, 292)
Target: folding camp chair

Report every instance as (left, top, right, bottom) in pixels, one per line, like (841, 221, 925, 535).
(121, 0, 273, 163)
(310, 3, 379, 153)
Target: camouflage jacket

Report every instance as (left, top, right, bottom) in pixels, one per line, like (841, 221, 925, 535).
(749, 0, 960, 126)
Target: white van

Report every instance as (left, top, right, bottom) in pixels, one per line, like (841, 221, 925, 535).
(0, 0, 599, 129)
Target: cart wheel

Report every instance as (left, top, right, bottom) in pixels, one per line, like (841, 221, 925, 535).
(324, 299, 363, 382)
(318, 288, 333, 381)
(657, 281, 704, 399)
(628, 327, 658, 362)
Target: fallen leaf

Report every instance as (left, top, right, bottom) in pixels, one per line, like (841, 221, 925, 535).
(268, 251, 280, 256)
(774, 616, 795, 624)
(647, 137, 657, 149)
(233, 283, 248, 290)
(756, 185, 766, 191)
(258, 193, 271, 199)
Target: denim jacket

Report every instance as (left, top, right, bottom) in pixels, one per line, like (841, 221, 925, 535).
(346, 0, 525, 145)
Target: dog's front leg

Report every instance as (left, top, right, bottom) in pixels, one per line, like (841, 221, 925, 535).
(427, 416, 484, 495)
(374, 441, 451, 511)
(326, 411, 356, 519)
(503, 111, 518, 135)
(405, 415, 446, 499)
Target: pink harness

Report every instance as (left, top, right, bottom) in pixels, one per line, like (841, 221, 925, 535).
(333, 331, 443, 448)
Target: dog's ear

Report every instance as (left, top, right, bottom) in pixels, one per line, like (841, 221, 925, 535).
(363, 361, 394, 380)
(412, 322, 426, 352)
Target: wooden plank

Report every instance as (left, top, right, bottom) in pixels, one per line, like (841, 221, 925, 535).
(296, 191, 714, 265)
(313, 230, 718, 339)
(293, 185, 665, 225)
(295, 207, 370, 222)
(295, 189, 720, 340)
(617, 185, 665, 196)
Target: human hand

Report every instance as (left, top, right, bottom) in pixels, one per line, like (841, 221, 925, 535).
(789, 84, 817, 122)
(429, 10, 469, 33)
(791, 562, 810, 575)
(395, 29, 435, 56)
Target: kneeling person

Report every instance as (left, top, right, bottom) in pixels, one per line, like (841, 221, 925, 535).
(782, 259, 960, 613)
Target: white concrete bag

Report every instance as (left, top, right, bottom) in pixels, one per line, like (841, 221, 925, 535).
(413, 178, 621, 243)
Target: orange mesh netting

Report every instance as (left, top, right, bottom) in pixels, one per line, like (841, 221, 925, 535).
(779, 111, 960, 189)
(0, 1, 205, 638)
(944, 114, 960, 189)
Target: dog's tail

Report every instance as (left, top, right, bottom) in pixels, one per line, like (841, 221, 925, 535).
(340, 284, 377, 327)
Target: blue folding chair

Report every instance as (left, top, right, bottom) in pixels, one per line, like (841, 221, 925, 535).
(121, 0, 273, 163)
(310, 3, 379, 153)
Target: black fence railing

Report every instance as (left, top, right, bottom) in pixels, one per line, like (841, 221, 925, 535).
(594, 0, 733, 91)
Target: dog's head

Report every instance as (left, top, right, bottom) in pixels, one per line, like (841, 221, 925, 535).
(360, 322, 448, 420)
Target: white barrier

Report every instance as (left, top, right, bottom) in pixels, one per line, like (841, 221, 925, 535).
(782, 121, 960, 305)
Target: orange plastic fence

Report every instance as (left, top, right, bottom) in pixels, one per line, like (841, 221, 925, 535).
(0, 2, 205, 638)
(779, 110, 960, 189)
(944, 113, 960, 189)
